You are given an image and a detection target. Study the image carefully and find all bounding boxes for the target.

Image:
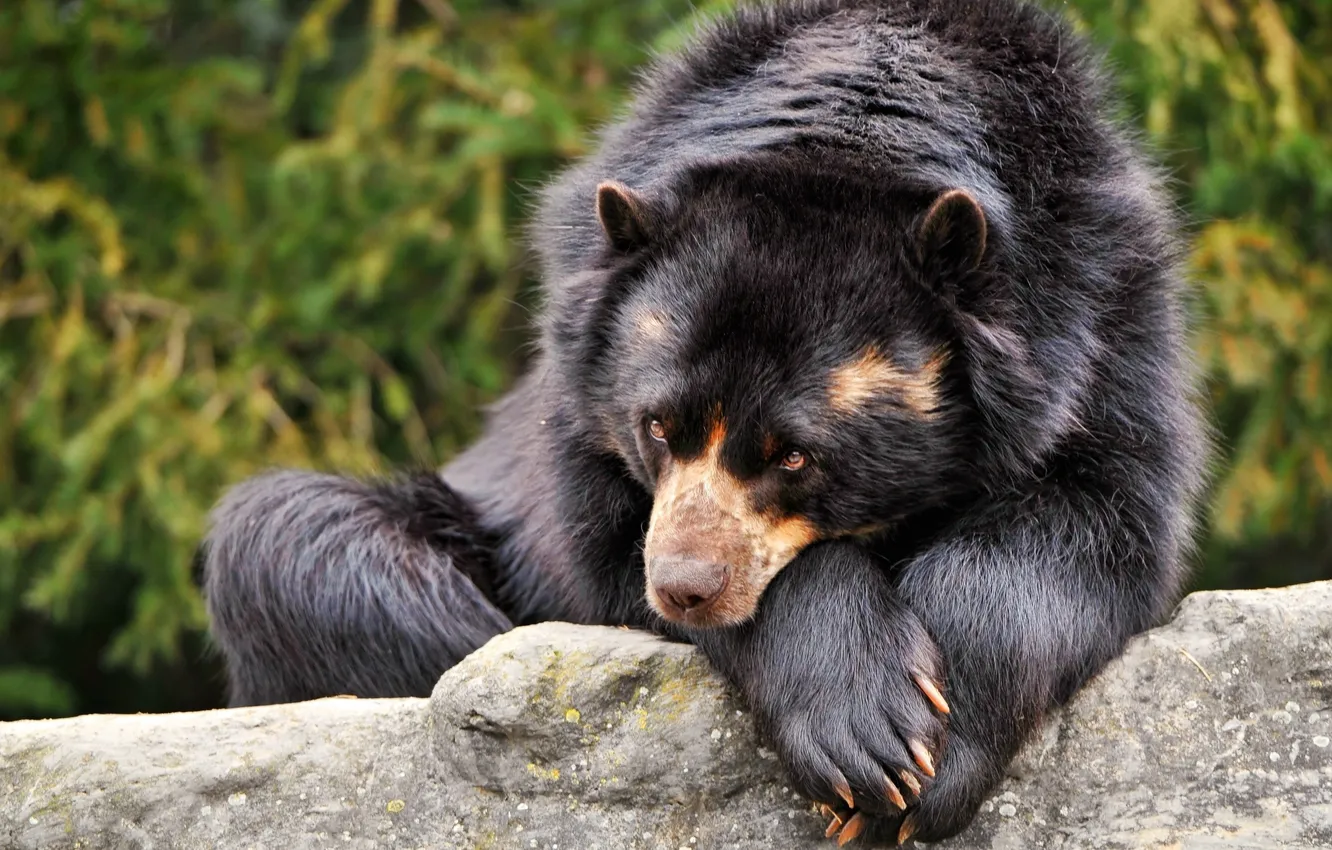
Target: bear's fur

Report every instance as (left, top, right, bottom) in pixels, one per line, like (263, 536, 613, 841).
(202, 0, 1208, 842)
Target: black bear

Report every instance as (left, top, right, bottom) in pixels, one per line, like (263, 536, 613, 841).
(202, 0, 1208, 843)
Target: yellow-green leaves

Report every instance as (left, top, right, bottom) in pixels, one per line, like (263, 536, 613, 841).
(0, 0, 719, 715)
(1073, 0, 1332, 577)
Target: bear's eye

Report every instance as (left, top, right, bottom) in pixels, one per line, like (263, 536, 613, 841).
(780, 450, 807, 471)
(648, 420, 667, 442)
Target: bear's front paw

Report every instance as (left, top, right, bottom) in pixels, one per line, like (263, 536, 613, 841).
(757, 621, 950, 845)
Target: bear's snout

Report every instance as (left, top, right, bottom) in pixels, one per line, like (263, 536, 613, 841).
(642, 418, 821, 626)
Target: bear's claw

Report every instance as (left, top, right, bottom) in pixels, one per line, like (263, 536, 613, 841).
(823, 810, 845, 838)
(898, 814, 918, 844)
(899, 768, 922, 797)
(908, 739, 936, 777)
(822, 806, 919, 846)
(832, 775, 856, 809)
(913, 674, 950, 714)
(883, 775, 907, 810)
(835, 812, 867, 846)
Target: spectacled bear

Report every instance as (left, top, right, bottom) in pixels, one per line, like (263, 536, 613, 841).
(201, 0, 1209, 843)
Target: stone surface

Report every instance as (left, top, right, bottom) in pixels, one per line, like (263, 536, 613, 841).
(2, 582, 1329, 850)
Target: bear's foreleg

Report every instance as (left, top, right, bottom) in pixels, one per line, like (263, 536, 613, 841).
(892, 478, 1177, 843)
(681, 541, 950, 845)
(201, 469, 513, 707)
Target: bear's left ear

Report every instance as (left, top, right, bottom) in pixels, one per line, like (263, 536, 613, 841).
(916, 188, 988, 274)
(596, 180, 652, 253)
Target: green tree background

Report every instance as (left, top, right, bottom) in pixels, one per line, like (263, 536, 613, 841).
(1, 0, 1328, 719)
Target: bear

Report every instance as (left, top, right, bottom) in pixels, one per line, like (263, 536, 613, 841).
(201, 0, 1209, 843)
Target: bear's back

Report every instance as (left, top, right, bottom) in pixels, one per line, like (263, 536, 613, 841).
(535, 0, 1141, 285)
(636, 0, 1109, 177)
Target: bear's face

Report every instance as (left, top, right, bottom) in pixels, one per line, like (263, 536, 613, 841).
(583, 170, 987, 628)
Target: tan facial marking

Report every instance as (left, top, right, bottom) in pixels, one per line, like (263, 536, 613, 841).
(644, 418, 818, 625)
(828, 346, 946, 417)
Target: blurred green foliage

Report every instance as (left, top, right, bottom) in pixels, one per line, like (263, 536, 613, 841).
(0, 0, 1328, 718)
(1067, 0, 1332, 590)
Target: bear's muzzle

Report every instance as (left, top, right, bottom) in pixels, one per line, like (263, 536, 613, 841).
(643, 439, 816, 627)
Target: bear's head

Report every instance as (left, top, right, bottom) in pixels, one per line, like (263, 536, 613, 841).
(562, 162, 997, 628)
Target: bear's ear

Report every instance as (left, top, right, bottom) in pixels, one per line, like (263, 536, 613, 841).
(596, 180, 651, 253)
(917, 188, 987, 273)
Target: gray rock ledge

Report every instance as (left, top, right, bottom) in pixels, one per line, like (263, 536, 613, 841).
(3, 581, 1330, 850)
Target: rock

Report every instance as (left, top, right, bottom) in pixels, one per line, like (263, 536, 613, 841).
(2, 582, 1330, 849)
(982, 580, 1332, 850)
(430, 624, 798, 850)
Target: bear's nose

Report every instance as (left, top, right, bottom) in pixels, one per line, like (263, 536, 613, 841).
(650, 557, 728, 616)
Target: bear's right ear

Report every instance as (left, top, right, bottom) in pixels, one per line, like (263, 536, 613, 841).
(916, 188, 988, 274)
(596, 180, 652, 253)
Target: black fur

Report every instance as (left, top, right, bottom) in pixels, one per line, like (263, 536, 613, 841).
(203, 470, 511, 705)
(202, 0, 1208, 842)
